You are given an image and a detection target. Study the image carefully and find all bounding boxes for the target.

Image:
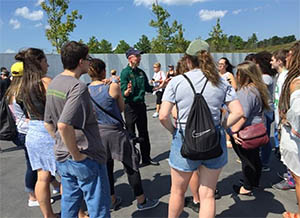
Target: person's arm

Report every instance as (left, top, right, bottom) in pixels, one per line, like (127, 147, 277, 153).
(42, 76, 52, 90)
(57, 122, 87, 161)
(143, 71, 154, 93)
(159, 101, 176, 134)
(44, 122, 56, 139)
(225, 99, 244, 128)
(228, 73, 237, 90)
(109, 83, 125, 112)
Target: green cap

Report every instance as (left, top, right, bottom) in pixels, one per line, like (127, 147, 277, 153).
(186, 39, 210, 56)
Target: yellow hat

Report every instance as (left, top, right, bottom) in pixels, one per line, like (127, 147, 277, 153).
(10, 62, 24, 77)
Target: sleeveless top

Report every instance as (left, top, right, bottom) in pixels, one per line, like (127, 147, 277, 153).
(88, 84, 123, 126)
(9, 99, 29, 134)
(26, 92, 45, 120)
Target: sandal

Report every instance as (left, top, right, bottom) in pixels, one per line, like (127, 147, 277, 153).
(282, 212, 300, 218)
(233, 185, 253, 196)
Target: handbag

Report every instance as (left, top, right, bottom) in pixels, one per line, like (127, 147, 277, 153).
(90, 96, 141, 164)
(0, 98, 17, 140)
(238, 122, 269, 150)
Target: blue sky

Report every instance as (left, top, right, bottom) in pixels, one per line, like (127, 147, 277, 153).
(0, 0, 299, 53)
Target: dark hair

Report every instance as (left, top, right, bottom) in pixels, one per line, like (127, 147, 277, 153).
(61, 41, 89, 70)
(253, 51, 277, 76)
(279, 41, 300, 117)
(219, 57, 234, 74)
(236, 61, 270, 111)
(1, 67, 7, 72)
(16, 48, 47, 117)
(244, 53, 256, 61)
(272, 49, 289, 67)
(88, 58, 106, 81)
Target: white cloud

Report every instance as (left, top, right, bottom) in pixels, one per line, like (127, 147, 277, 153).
(15, 7, 43, 21)
(34, 22, 42, 27)
(35, 0, 45, 6)
(5, 49, 16, 53)
(232, 9, 242, 15)
(45, 24, 50, 30)
(199, 9, 227, 21)
(134, 0, 209, 7)
(117, 7, 124, 12)
(9, 19, 21, 29)
(254, 6, 262, 11)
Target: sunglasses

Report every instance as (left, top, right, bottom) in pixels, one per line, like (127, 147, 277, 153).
(84, 56, 93, 61)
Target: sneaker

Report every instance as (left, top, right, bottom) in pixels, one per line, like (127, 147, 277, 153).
(137, 198, 159, 211)
(272, 180, 295, 191)
(261, 166, 271, 172)
(184, 196, 199, 213)
(152, 112, 159, 118)
(28, 198, 54, 207)
(52, 187, 60, 195)
(277, 172, 289, 180)
(110, 196, 122, 211)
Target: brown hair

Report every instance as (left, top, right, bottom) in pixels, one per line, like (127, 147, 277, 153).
(61, 41, 89, 70)
(279, 41, 300, 117)
(88, 58, 106, 81)
(175, 56, 189, 75)
(253, 51, 277, 76)
(16, 48, 47, 117)
(236, 61, 270, 110)
(5, 76, 23, 104)
(272, 49, 289, 67)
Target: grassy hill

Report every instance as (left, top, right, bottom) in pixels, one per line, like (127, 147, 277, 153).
(234, 41, 297, 53)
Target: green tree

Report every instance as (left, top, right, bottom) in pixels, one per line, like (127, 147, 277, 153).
(87, 36, 100, 53)
(170, 25, 190, 53)
(228, 35, 245, 50)
(246, 33, 258, 49)
(114, 40, 130, 54)
(41, 0, 82, 53)
(134, 35, 151, 53)
(208, 18, 229, 52)
(98, 39, 112, 53)
(149, 3, 185, 53)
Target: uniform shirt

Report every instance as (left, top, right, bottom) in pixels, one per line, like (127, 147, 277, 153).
(120, 65, 153, 104)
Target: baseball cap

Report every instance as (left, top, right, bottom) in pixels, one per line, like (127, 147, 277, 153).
(186, 39, 210, 56)
(126, 48, 142, 59)
(10, 62, 24, 77)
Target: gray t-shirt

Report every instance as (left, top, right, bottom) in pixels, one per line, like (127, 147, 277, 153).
(44, 74, 107, 164)
(162, 68, 237, 128)
(237, 86, 263, 128)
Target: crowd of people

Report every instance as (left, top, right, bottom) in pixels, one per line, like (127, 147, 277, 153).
(0, 39, 299, 218)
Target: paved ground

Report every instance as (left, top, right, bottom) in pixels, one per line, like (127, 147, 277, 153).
(0, 94, 298, 218)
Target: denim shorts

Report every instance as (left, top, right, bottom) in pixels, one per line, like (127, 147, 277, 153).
(169, 127, 227, 172)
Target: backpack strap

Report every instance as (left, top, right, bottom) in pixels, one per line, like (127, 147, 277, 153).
(182, 74, 208, 95)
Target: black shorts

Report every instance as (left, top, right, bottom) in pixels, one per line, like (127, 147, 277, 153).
(156, 90, 164, 105)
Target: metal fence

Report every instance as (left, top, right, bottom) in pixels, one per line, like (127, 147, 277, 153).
(0, 53, 249, 82)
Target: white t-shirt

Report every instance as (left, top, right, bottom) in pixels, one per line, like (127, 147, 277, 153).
(274, 69, 288, 125)
(152, 70, 166, 92)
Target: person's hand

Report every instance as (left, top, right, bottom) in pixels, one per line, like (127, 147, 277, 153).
(102, 78, 111, 85)
(72, 152, 88, 162)
(232, 133, 243, 145)
(124, 81, 132, 96)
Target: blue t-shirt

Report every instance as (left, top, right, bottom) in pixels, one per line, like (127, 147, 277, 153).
(162, 68, 237, 128)
(88, 84, 123, 126)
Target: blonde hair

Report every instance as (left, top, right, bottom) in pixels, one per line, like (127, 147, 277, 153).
(153, 62, 161, 68)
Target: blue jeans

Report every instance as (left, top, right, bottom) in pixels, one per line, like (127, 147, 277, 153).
(12, 132, 37, 193)
(260, 111, 274, 167)
(56, 158, 111, 218)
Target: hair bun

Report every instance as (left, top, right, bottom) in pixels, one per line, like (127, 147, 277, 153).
(15, 50, 25, 61)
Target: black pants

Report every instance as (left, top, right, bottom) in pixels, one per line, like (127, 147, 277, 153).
(124, 102, 151, 162)
(107, 158, 144, 197)
(231, 136, 262, 190)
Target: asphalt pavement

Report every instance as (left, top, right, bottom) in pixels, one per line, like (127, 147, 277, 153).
(0, 94, 297, 218)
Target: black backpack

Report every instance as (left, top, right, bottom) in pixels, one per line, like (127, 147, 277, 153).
(178, 74, 223, 160)
(0, 98, 17, 141)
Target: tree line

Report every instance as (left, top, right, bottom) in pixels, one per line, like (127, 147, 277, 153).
(41, 0, 296, 54)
